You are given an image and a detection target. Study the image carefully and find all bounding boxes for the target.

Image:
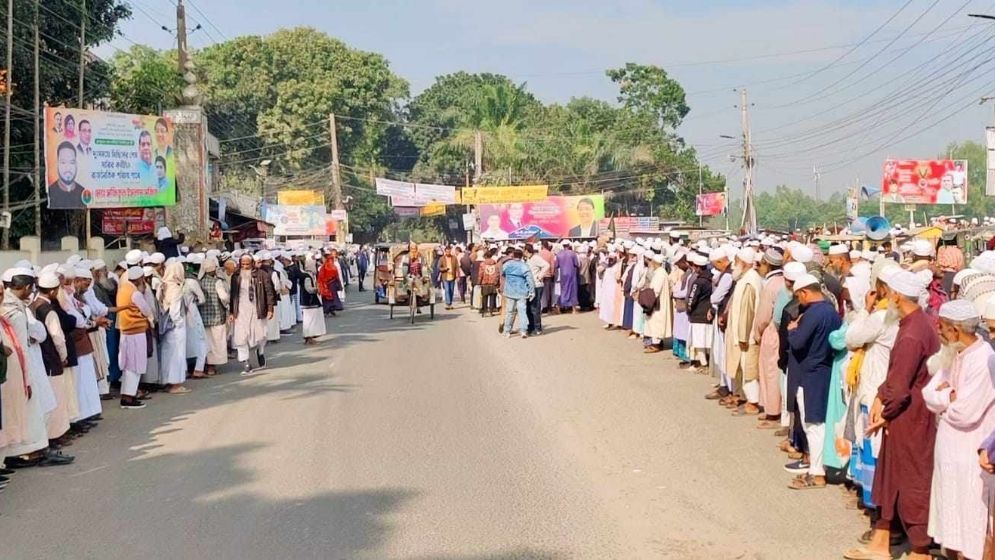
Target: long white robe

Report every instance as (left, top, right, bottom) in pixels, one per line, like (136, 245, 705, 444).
(845, 307, 898, 456)
(141, 288, 161, 385)
(597, 262, 620, 325)
(158, 296, 187, 385)
(278, 269, 295, 330)
(923, 339, 995, 560)
(233, 272, 266, 350)
(0, 295, 49, 457)
(644, 267, 673, 341)
(183, 279, 207, 369)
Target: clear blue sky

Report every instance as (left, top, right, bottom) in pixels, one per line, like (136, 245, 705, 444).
(101, 0, 995, 203)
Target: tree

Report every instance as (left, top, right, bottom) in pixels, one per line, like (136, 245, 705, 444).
(606, 63, 690, 131)
(109, 45, 182, 114)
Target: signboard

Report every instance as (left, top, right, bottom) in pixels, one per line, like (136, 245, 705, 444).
(278, 190, 324, 206)
(599, 216, 660, 239)
(462, 213, 477, 231)
(846, 187, 859, 223)
(393, 207, 421, 218)
(460, 185, 548, 205)
(695, 192, 726, 217)
(100, 208, 157, 235)
(881, 159, 968, 205)
(477, 195, 605, 239)
(374, 177, 458, 204)
(263, 204, 327, 236)
(45, 107, 177, 209)
(420, 203, 446, 217)
(329, 209, 348, 221)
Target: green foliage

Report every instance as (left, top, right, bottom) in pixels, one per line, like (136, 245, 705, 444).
(606, 63, 690, 130)
(754, 186, 847, 231)
(109, 45, 183, 114)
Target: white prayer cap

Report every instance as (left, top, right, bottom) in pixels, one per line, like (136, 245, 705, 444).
(793, 273, 820, 292)
(828, 244, 848, 256)
(206, 249, 221, 259)
(91, 259, 106, 270)
(180, 246, 190, 254)
(708, 247, 727, 262)
(652, 253, 665, 265)
(149, 252, 165, 264)
(188, 253, 205, 265)
(984, 295, 995, 321)
(939, 299, 979, 322)
(157, 226, 172, 241)
(560, 239, 571, 246)
(971, 252, 995, 274)
(877, 264, 901, 284)
(117, 260, 127, 271)
(652, 240, 665, 252)
(142, 265, 154, 277)
(1, 267, 33, 282)
(40, 263, 58, 276)
(887, 270, 925, 299)
(953, 268, 976, 287)
(125, 249, 143, 266)
(862, 250, 876, 262)
(65, 254, 82, 266)
(56, 264, 76, 280)
(911, 239, 934, 258)
(791, 245, 814, 264)
(13, 259, 32, 270)
(734, 248, 755, 265)
(783, 262, 807, 282)
(689, 252, 709, 266)
(631, 246, 645, 257)
(126, 266, 143, 281)
(622, 240, 634, 250)
(37, 272, 60, 289)
(669, 231, 681, 239)
(75, 267, 92, 280)
(843, 275, 870, 308)
(849, 250, 862, 260)
(914, 269, 933, 287)
(851, 261, 872, 279)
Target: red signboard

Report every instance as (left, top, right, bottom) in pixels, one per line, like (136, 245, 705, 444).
(101, 208, 156, 235)
(881, 159, 968, 205)
(695, 192, 726, 216)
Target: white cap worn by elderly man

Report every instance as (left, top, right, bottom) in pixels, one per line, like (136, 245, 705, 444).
(75, 267, 92, 280)
(862, 249, 877, 262)
(1, 267, 34, 282)
(652, 253, 665, 265)
(38, 272, 60, 289)
(736, 247, 757, 265)
(791, 244, 814, 264)
(690, 252, 709, 267)
(939, 299, 979, 323)
(887, 270, 925, 299)
(126, 266, 144, 281)
(125, 249, 143, 266)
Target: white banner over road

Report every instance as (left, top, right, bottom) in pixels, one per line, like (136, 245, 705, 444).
(375, 177, 458, 204)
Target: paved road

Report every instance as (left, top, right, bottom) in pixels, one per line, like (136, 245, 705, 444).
(1, 295, 863, 559)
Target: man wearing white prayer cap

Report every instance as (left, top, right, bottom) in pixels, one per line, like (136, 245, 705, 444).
(827, 244, 852, 279)
(67, 262, 106, 424)
(723, 244, 764, 413)
(115, 266, 154, 409)
(66, 254, 82, 266)
(125, 249, 143, 267)
(862, 249, 877, 263)
(849, 249, 863, 263)
(789, 244, 814, 264)
(921, 297, 995, 560)
(853, 267, 941, 560)
(785, 270, 841, 490)
(154, 226, 184, 259)
(705, 243, 735, 400)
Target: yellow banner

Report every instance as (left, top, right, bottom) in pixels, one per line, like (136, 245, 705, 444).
(420, 203, 446, 217)
(278, 189, 325, 206)
(460, 185, 548, 204)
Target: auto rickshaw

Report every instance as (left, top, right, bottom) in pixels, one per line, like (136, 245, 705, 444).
(381, 243, 438, 323)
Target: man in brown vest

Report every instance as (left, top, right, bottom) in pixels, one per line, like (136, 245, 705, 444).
(116, 267, 154, 409)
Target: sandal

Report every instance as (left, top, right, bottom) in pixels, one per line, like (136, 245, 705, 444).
(756, 420, 781, 429)
(788, 474, 826, 490)
(842, 546, 892, 560)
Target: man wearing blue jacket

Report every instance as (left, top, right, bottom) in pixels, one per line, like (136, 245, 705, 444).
(501, 248, 535, 339)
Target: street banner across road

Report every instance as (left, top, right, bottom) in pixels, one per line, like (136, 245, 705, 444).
(478, 195, 605, 239)
(460, 185, 548, 204)
(45, 107, 176, 209)
(278, 190, 325, 206)
(695, 192, 726, 216)
(881, 159, 968, 205)
(264, 204, 327, 236)
(375, 178, 458, 204)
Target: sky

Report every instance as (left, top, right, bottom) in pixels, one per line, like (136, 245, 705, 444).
(99, 0, 995, 202)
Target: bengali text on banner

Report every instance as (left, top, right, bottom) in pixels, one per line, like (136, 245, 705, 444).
(375, 177, 458, 204)
(459, 185, 548, 204)
(263, 204, 328, 236)
(881, 159, 968, 205)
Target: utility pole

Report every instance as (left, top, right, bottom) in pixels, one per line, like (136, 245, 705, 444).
(79, 0, 90, 243)
(328, 113, 344, 243)
(33, 0, 39, 237)
(473, 131, 482, 184)
(2, 0, 14, 249)
(697, 163, 703, 227)
(738, 88, 756, 235)
(176, 0, 188, 74)
(813, 165, 821, 201)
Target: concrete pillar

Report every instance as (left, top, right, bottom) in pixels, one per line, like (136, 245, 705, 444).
(86, 236, 106, 260)
(164, 107, 210, 244)
(19, 236, 41, 263)
(60, 236, 79, 252)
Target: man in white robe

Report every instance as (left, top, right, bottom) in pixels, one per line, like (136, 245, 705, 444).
(922, 300, 995, 560)
(724, 248, 763, 414)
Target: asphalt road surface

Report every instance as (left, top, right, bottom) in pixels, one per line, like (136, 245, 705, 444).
(0, 294, 864, 559)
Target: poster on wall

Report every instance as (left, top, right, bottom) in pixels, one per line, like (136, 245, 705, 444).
(45, 107, 176, 209)
(881, 159, 968, 204)
(477, 195, 605, 239)
(100, 208, 158, 235)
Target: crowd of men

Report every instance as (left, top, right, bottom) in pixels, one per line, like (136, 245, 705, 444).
(0, 229, 353, 493)
(442, 231, 993, 560)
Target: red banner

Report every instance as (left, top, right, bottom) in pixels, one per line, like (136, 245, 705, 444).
(101, 208, 156, 235)
(881, 159, 968, 205)
(695, 192, 726, 216)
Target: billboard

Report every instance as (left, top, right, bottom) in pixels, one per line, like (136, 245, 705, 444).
(881, 159, 968, 205)
(599, 216, 660, 239)
(695, 192, 726, 216)
(374, 178, 458, 204)
(278, 190, 324, 206)
(100, 208, 159, 235)
(45, 107, 176, 209)
(263, 205, 327, 236)
(477, 195, 605, 239)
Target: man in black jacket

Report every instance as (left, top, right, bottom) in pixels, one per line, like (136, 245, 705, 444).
(229, 254, 276, 374)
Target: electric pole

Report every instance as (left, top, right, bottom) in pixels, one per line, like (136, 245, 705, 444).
(176, 0, 188, 74)
(328, 113, 344, 243)
(80, 0, 90, 243)
(813, 165, 821, 201)
(473, 131, 482, 183)
(33, 0, 39, 237)
(697, 163, 703, 227)
(738, 88, 756, 234)
(2, 0, 14, 249)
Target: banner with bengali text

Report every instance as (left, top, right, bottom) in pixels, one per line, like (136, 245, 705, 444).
(477, 195, 604, 239)
(278, 190, 325, 206)
(695, 192, 726, 217)
(100, 208, 158, 235)
(263, 204, 327, 236)
(45, 107, 176, 209)
(881, 159, 968, 205)
(599, 216, 660, 238)
(460, 185, 548, 204)
(375, 177, 458, 204)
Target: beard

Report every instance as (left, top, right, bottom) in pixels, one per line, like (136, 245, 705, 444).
(885, 300, 901, 324)
(731, 264, 747, 281)
(97, 277, 116, 291)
